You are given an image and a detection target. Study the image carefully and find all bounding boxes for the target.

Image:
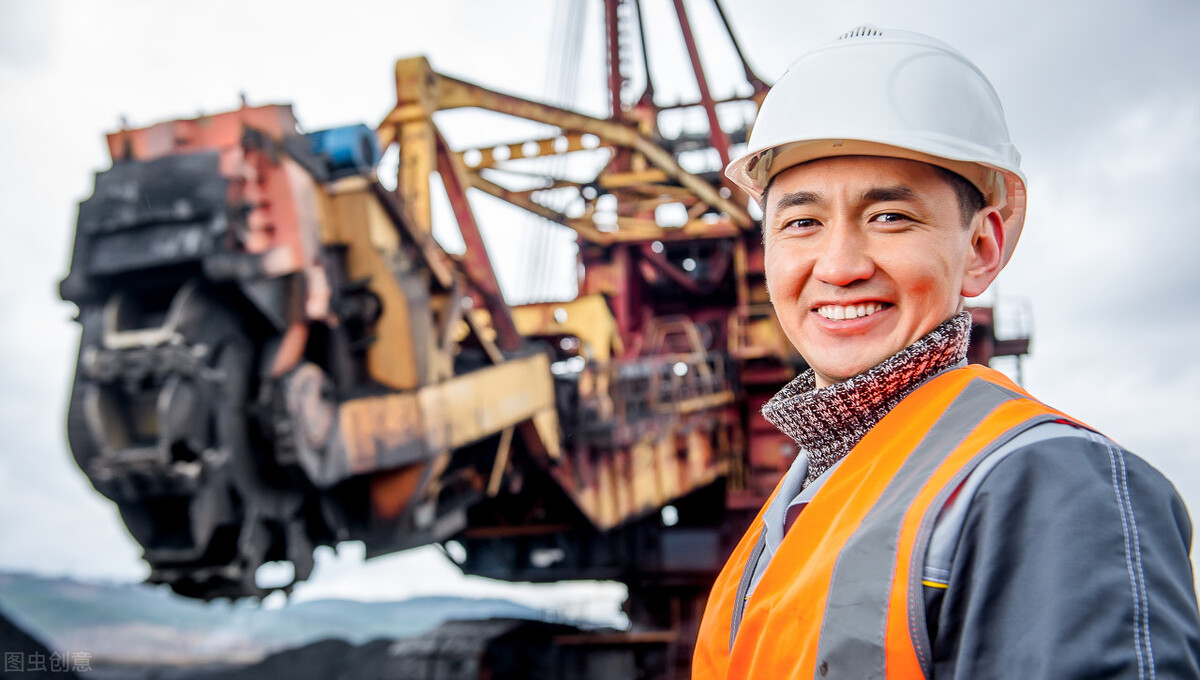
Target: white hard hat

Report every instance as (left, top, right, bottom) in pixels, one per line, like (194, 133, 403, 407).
(726, 25, 1027, 264)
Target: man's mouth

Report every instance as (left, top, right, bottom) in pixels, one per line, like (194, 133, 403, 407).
(815, 302, 888, 321)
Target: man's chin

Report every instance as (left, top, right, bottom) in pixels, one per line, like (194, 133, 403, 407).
(808, 344, 902, 387)
(812, 363, 873, 389)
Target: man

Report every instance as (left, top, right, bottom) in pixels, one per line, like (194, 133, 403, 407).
(693, 26, 1200, 679)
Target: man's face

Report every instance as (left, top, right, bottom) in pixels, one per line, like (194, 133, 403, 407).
(763, 156, 999, 387)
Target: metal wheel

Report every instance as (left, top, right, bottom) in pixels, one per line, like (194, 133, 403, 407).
(67, 280, 309, 598)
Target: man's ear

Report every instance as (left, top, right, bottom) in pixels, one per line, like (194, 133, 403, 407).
(961, 208, 1005, 298)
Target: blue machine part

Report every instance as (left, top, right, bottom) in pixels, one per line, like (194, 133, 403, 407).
(306, 124, 380, 177)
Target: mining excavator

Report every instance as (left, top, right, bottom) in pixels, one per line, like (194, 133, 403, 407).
(59, 2, 1029, 676)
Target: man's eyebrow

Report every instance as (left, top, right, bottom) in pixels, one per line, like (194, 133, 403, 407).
(769, 186, 919, 213)
(770, 190, 822, 211)
(861, 185, 917, 203)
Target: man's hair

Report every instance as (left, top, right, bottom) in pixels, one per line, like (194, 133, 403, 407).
(758, 162, 987, 229)
(931, 165, 986, 227)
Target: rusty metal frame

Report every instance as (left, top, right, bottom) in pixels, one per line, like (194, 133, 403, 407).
(378, 60, 754, 236)
(671, 0, 732, 170)
(362, 0, 789, 579)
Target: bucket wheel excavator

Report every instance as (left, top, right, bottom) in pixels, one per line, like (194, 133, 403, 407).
(59, 2, 1029, 676)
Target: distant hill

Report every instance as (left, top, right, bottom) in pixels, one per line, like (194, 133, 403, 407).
(0, 572, 549, 668)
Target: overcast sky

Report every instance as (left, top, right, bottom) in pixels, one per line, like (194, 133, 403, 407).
(1, 0, 1198, 612)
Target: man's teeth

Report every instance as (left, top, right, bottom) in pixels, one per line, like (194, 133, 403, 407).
(817, 303, 885, 320)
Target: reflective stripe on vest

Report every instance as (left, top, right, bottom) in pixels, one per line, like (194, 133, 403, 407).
(692, 365, 1082, 680)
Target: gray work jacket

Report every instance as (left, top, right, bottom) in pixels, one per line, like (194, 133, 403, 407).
(742, 421, 1200, 678)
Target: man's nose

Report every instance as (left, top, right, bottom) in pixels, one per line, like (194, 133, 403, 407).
(812, 222, 874, 286)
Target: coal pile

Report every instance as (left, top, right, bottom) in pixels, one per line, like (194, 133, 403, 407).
(0, 608, 79, 679)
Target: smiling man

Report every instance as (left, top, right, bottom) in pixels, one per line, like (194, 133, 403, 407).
(693, 27, 1200, 679)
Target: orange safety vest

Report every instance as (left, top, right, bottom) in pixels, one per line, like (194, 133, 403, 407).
(693, 365, 1083, 680)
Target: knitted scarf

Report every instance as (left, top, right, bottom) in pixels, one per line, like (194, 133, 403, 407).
(761, 311, 972, 487)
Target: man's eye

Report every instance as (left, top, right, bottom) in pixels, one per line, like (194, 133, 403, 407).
(783, 218, 819, 230)
(873, 212, 909, 224)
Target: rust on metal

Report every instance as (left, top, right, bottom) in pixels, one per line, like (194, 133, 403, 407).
(339, 393, 425, 475)
(370, 464, 426, 520)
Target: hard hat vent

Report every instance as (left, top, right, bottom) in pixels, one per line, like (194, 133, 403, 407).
(838, 25, 883, 40)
